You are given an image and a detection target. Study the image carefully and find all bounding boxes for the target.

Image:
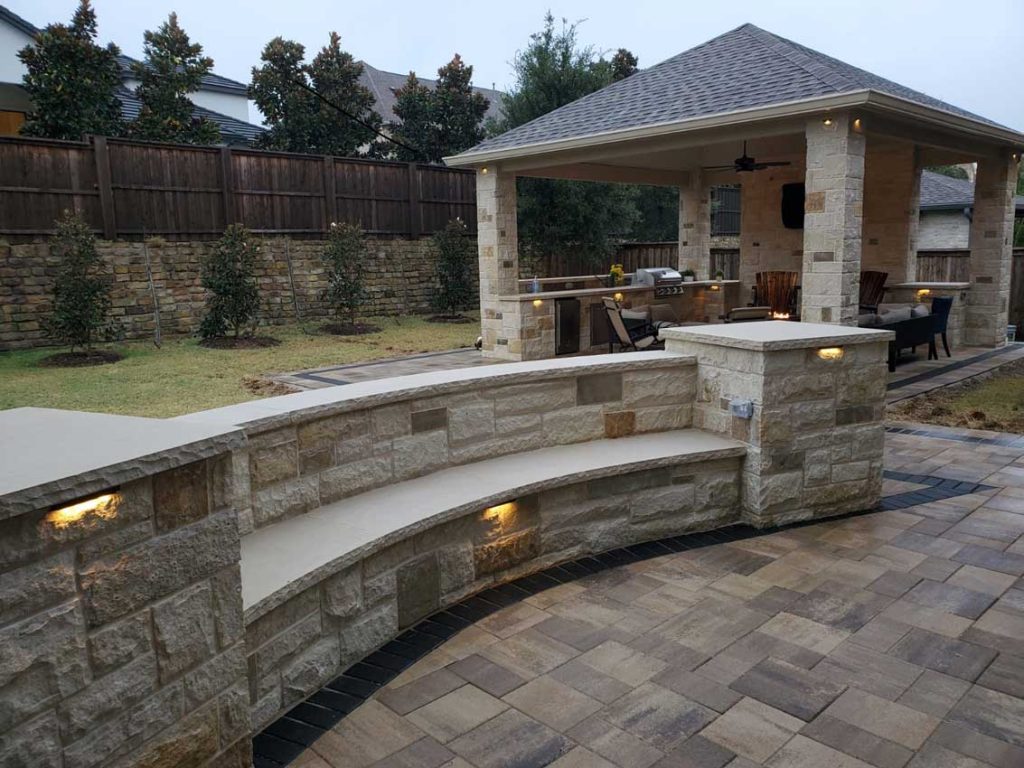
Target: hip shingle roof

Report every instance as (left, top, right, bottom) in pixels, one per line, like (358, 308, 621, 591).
(463, 23, 1009, 157)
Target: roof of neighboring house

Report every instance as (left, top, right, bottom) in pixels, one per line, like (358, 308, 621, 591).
(1, 4, 249, 96)
(0, 3, 35, 37)
(2, 4, 261, 143)
(455, 23, 1019, 160)
(116, 89, 263, 146)
(920, 169, 1024, 213)
(115, 54, 248, 96)
(358, 61, 503, 124)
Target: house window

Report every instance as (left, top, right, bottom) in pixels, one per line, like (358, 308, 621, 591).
(0, 111, 25, 136)
(711, 185, 741, 235)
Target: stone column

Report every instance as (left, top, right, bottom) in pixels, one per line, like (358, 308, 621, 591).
(965, 153, 1019, 347)
(801, 114, 865, 324)
(905, 159, 923, 283)
(678, 172, 710, 279)
(476, 167, 523, 360)
(862, 139, 920, 284)
(662, 322, 891, 528)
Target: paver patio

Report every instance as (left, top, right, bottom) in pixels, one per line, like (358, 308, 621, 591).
(286, 426, 1024, 767)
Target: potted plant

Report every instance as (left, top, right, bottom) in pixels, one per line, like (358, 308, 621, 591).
(608, 263, 625, 287)
(681, 268, 696, 283)
(714, 270, 725, 281)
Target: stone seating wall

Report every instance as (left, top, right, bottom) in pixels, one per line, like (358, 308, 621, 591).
(0, 323, 892, 768)
(180, 354, 699, 534)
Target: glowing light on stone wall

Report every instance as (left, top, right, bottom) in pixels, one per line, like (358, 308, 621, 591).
(46, 493, 117, 528)
(816, 347, 844, 361)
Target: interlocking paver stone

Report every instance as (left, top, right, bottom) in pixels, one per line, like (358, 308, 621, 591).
(904, 579, 996, 620)
(502, 676, 602, 731)
(947, 684, 1024, 748)
(729, 658, 846, 720)
(699, 697, 803, 763)
(800, 713, 914, 768)
(406, 684, 508, 744)
(447, 653, 528, 698)
(890, 627, 998, 682)
(601, 682, 716, 751)
(824, 687, 940, 750)
(448, 710, 571, 768)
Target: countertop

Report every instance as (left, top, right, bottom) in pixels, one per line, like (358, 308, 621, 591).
(501, 280, 740, 302)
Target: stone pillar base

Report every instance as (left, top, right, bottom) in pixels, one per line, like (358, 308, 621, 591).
(662, 321, 892, 527)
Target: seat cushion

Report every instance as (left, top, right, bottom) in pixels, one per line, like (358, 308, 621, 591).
(879, 307, 913, 324)
(911, 303, 930, 318)
(621, 308, 649, 322)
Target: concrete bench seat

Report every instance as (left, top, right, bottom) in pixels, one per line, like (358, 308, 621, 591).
(241, 429, 745, 620)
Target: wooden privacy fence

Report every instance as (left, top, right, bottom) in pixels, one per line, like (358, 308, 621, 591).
(917, 248, 1024, 329)
(916, 250, 970, 282)
(0, 135, 476, 240)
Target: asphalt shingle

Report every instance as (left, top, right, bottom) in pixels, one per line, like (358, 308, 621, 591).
(462, 23, 1009, 157)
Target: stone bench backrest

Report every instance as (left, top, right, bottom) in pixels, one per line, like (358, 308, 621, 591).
(231, 358, 698, 532)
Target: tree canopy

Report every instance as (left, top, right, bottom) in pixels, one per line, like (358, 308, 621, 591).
(490, 13, 662, 271)
(129, 13, 220, 144)
(390, 55, 489, 163)
(250, 33, 383, 156)
(17, 0, 124, 140)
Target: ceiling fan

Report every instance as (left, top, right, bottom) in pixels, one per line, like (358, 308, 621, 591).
(703, 141, 791, 173)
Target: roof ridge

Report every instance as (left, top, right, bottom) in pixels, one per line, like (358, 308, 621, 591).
(739, 24, 860, 95)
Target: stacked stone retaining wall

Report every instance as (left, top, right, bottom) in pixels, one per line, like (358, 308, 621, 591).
(0, 235, 478, 351)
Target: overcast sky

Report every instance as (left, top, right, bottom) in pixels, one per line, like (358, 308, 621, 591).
(10, 0, 1024, 130)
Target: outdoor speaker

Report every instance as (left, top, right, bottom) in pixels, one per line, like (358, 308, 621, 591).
(781, 183, 805, 229)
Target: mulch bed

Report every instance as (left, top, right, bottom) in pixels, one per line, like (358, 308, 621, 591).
(320, 323, 382, 336)
(888, 358, 1024, 433)
(38, 350, 122, 368)
(426, 314, 473, 324)
(199, 336, 281, 350)
(242, 376, 299, 398)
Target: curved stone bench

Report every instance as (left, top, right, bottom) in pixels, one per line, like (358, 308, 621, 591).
(241, 428, 745, 731)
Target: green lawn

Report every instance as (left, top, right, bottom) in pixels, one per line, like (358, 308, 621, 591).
(889, 358, 1024, 432)
(0, 317, 479, 418)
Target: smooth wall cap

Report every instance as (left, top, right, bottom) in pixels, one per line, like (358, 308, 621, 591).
(660, 320, 894, 351)
(0, 407, 243, 520)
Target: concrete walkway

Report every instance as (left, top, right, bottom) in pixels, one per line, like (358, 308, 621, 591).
(276, 343, 1024, 407)
(886, 343, 1024, 405)
(283, 426, 1024, 768)
(274, 348, 491, 389)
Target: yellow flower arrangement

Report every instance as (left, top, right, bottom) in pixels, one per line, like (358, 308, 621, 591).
(609, 263, 626, 286)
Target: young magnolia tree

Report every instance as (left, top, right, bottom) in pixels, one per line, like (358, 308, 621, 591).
(18, 0, 124, 140)
(250, 33, 382, 156)
(322, 222, 367, 329)
(390, 55, 490, 163)
(432, 219, 474, 317)
(130, 13, 220, 144)
(46, 210, 112, 351)
(200, 225, 261, 339)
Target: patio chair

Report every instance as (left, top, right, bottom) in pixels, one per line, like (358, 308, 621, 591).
(753, 271, 800, 317)
(603, 297, 663, 352)
(931, 296, 954, 358)
(859, 271, 888, 312)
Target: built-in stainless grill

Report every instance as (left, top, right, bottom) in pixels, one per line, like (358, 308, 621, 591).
(633, 267, 684, 296)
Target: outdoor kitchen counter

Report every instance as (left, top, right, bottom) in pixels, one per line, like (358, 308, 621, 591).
(499, 279, 740, 301)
